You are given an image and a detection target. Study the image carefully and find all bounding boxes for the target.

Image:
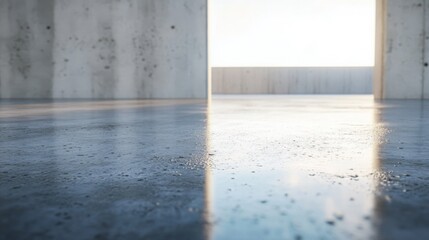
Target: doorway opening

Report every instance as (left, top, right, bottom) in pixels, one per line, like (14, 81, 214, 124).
(209, 0, 376, 95)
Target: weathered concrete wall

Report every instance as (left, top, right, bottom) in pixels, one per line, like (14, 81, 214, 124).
(212, 67, 373, 94)
(0, 0, 55, 98)
(375, 0, 429, 99)
(0, 0, 208, 99)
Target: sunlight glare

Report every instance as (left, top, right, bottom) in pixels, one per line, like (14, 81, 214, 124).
(210, 0, 376, 67)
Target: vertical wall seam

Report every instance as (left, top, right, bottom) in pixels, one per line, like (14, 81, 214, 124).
(207, 0, 211, 100)
(422, 0, 426, 99)
(50, 0, 56, 98)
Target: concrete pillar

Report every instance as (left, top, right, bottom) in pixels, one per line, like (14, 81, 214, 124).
(0, 0, 208, 99)
(374, 0, 429, 99)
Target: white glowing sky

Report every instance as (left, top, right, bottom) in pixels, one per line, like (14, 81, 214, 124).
(210, 0, 375, 67)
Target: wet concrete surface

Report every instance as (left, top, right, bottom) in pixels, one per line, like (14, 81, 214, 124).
(0, 95, 428, 240)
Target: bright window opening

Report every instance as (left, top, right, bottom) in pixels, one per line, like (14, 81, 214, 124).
(210, 0, 376, 67)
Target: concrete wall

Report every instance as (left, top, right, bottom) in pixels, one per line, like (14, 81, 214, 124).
(0, 0, 208, 99)
(375, 0, 429, 99)
(212, 67, 373, 94)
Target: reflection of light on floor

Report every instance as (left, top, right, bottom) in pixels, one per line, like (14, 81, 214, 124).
(204, 101, 214, 240)
(206, 95, 378, 239)
(0, 99, 205, 118)
(370, 100, 429, 240)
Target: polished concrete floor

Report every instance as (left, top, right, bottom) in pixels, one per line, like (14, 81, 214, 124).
(0, 95, 428, 240)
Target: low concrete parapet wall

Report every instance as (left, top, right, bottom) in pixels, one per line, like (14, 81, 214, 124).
(212, 67, 373, 94)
